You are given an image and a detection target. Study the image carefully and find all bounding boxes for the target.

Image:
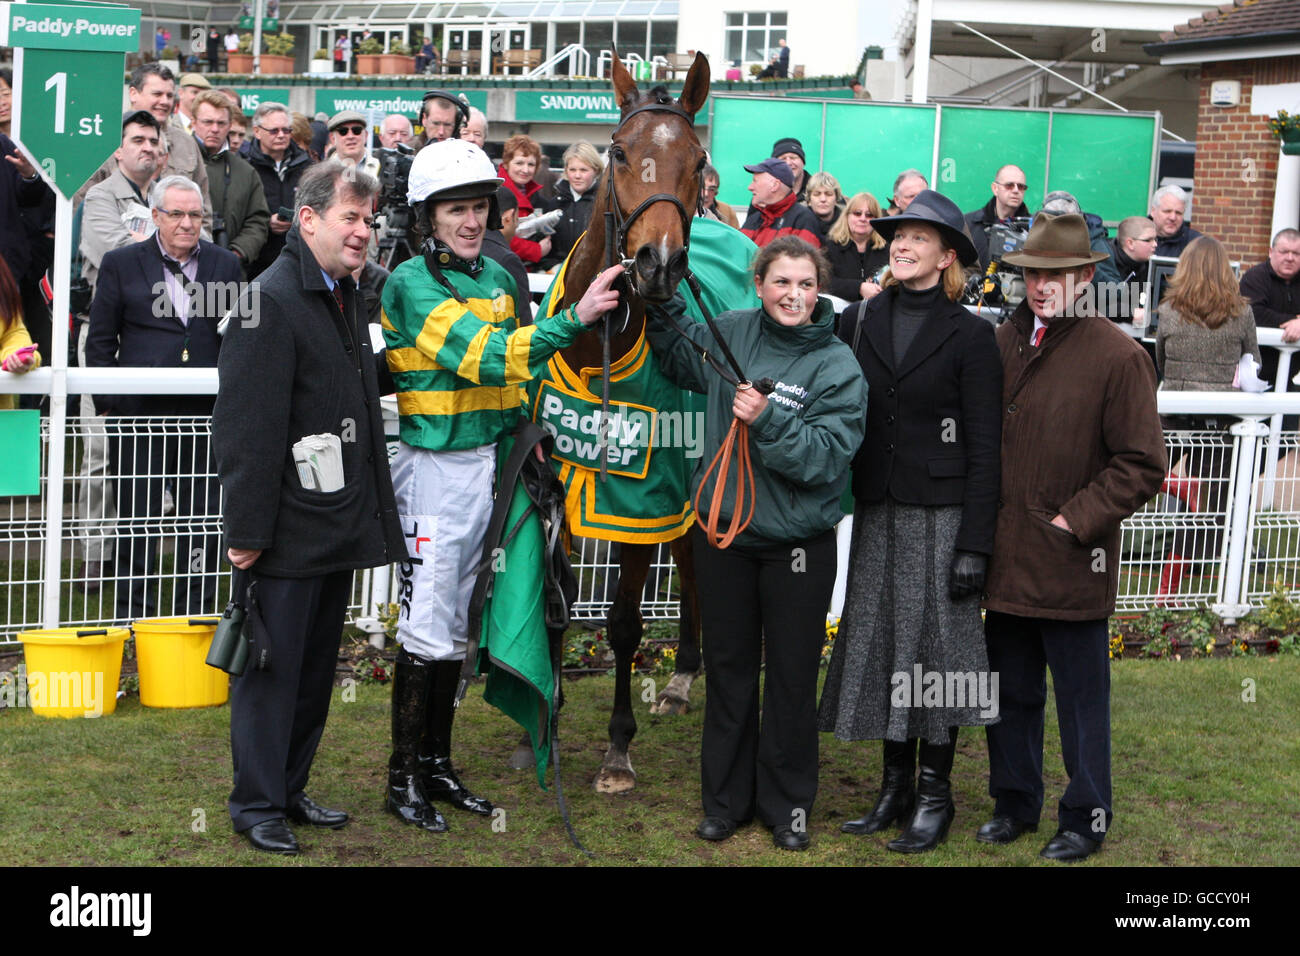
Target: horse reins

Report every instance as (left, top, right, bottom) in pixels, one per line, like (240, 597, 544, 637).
(597, 96, 773, 547)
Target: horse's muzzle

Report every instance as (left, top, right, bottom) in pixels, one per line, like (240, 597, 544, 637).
(633, 245, 689, 303)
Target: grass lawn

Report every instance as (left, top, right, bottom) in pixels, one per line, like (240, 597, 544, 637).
(0, 657, 1296, 867)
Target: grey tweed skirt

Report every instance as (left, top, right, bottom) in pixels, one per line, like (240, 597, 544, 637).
(818, 499, 997, 744)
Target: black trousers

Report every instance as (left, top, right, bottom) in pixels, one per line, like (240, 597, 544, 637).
(983, 611, 1112, 840)
(694, 526, 836, 828)
(228, 570, 352, 832)
(108, 419, 222, 621)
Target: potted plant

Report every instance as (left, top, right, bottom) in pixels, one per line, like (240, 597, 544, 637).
(381, 40, 415, 75)
(226, 32, 254, 73)
(355, 36, 384, 75)
(310, 48, 333, 74)
(260, 31, 296, 74)
(1268, 110, 1300, 144)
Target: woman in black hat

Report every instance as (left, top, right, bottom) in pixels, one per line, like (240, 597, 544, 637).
(818, 189, 1003, 853)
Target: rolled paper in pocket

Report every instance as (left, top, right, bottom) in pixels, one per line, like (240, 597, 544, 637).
(292, 433, 344, 492)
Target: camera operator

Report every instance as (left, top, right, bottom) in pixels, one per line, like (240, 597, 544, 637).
(192, 90, 269, 277)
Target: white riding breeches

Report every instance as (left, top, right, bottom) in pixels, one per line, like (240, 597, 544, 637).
(391, 442, 496, 662)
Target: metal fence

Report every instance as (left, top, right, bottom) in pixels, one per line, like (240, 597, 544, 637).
(7, 340, 1300, 648)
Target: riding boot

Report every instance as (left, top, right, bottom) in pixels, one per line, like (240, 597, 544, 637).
(386, 648, 449, 832)
(842, 739, 916, 834)
(887, 731, 956, 854)
(418, 660, 495, 816)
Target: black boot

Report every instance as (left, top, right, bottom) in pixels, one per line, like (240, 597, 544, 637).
(842, 739, 916, 835)
(386, 648, 449, 832)
(418, 660, 495, 816)
(887, 732, 956, 854)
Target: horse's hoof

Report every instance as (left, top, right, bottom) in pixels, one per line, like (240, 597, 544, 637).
(594, 767, 637, 793)
(649, 672, 694, 715)
(507, 743, 536, 770)
(594, 749, 636, 793)
(649, 694, 687, 716)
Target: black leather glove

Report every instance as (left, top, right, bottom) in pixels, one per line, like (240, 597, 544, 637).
(949, 550, 987, 601)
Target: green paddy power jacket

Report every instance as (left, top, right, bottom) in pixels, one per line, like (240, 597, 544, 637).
(645, 296, 868, 547)
(381, 255, 585, 451)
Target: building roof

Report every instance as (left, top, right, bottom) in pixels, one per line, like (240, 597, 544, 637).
(1147, 0, 1300, 55)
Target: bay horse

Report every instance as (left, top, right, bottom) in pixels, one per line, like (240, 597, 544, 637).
(548, 52, 711, 792)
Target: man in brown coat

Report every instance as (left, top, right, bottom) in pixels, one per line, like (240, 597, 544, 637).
(978, 214, 1165, 861)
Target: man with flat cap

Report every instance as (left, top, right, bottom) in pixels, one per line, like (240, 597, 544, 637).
(327, 110, 380, 178)
(740, 157, 821, 249)
(977, 213, 1165, 861)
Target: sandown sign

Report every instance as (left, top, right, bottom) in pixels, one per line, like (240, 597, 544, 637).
(0, 2, 141, 53)
(515, 91, 710, 125)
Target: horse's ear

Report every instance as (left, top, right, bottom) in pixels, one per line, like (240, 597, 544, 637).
(679, 52, 710, 118)
(611, 49, 639, 112)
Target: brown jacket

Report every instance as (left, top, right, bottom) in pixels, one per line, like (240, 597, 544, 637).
(984, 302, 1166, 620)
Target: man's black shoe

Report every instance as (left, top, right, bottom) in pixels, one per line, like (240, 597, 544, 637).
(771, 825, 810, 851)
(976, 815, 1038, 845)
(287, 794, 349, 829)
(696, 816, 737, 841)
(1039, 829, 1101, 862)
(244, 819, 299, 855)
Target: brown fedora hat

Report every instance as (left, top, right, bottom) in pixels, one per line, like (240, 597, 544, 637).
(1001, 212, 1110, 269)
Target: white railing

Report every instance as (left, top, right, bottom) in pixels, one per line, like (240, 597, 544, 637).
(6, 331, 1300, 646)
(527, 43, 591, 79)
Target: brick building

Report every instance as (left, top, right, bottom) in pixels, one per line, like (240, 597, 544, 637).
(1146, 0, 1300, 265)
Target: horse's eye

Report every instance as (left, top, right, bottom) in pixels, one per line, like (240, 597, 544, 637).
(610, 146, 626, 163)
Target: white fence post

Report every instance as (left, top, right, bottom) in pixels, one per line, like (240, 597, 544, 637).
(1214, 418, 1270, 624)
(41, 197, 73, 628)
(1259, 346, 1297, 510)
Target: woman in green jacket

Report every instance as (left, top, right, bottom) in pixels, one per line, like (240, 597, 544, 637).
(647, 236, 868, 850)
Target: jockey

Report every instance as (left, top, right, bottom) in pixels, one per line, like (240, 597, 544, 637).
(380, 138, 621, 833)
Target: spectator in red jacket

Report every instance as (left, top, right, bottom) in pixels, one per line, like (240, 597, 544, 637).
(739, 157, 822, 249)
(498, 134, 552, 266)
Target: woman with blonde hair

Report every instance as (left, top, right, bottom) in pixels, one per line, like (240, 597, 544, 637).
(825, 191, 890, 302)
(1154, 235, 1259, 598)
(0, 256, 41, 409)
(820, 190, 1000, 854)
(542, 140, 603, 269)
(804, 171, 845, 243)
(499, 133, 553, 265)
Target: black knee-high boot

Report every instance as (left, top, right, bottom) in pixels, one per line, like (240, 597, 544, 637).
(386, 648, 448, 832)
(418, 660, 494, 815)
(888, 728, 956, 853)
(842, 738, 916, 834)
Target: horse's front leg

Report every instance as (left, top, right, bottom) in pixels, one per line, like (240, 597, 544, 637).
(595, 546, 650, 793)
(650, 534, 701, 715)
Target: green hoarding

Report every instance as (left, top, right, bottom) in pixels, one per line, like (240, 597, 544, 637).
(232, 87, 293, 116)
(314, 88, 487, 119)
(709, 96, 1156, 224)
(515, 90, 710, 125)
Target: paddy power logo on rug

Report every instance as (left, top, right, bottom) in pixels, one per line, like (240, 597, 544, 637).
(535, 383, 655, 478)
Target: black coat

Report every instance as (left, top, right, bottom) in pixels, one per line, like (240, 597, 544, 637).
(212, 227, 405, 577)
(540, 179, 595, 270)
(245, 139, 313, 278)
(84, 236, 242, 415)
(1153, 220, 1202, 258)
(1241, 259, 1300, 393)
(840, 285, 1002, 555)
(964, 195, 1030, 271)
(825, 238, 889, 302)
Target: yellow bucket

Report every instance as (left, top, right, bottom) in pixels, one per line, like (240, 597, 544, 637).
(133, 616, 229, 709)
(17, 628, 128, 718)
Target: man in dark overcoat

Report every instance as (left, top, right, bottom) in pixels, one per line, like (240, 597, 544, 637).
(978, 214, 1165, 861)
(212, 160, 405, 855)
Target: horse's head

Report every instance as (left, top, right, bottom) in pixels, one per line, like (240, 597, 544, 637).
(605, 51, 710, 303)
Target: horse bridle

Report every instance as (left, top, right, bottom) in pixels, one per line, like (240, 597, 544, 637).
(603, 98, 698, 276)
